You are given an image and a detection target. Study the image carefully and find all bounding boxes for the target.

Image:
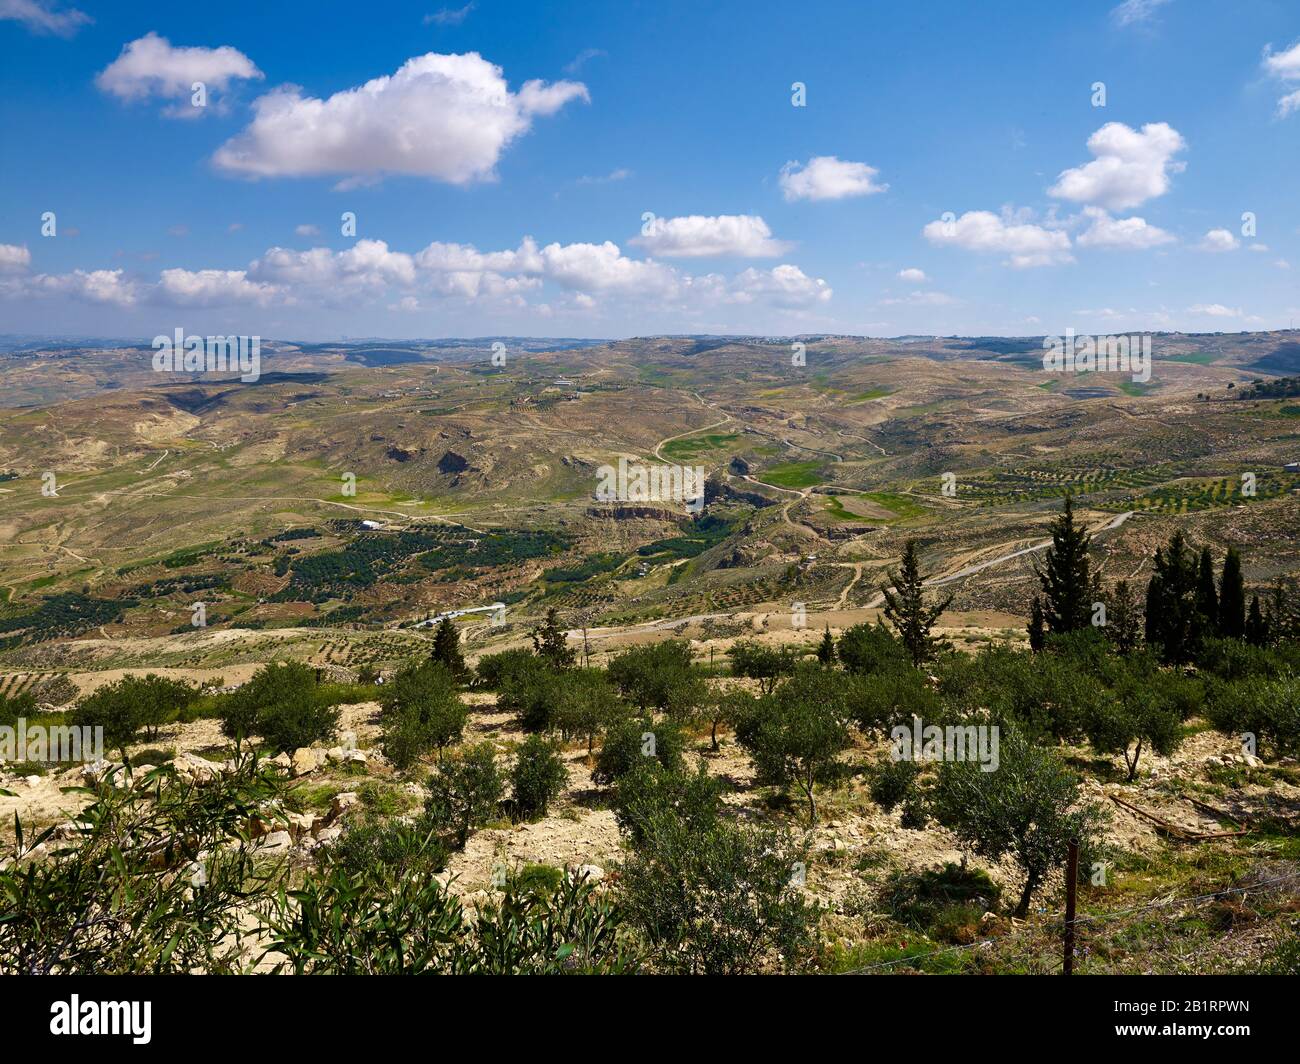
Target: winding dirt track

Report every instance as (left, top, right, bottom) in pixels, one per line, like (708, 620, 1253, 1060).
(861, 510, 1134, 606)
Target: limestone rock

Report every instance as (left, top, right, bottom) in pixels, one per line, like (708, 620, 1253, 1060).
(329, 791, 360, 822)
(291, 747, 325, 777)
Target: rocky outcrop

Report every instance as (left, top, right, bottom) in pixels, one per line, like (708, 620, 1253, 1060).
(585, 503, 690, 522)
(438, 450, 470, 474)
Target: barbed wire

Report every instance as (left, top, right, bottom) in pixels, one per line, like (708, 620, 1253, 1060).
(1069, 870, 1300, 927)
(838, 869, 1300, 975)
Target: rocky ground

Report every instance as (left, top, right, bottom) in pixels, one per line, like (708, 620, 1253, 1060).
(6, 679, 1294, 938)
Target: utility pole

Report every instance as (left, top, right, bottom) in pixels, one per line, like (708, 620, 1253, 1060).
(1063, 837, 1079, 975)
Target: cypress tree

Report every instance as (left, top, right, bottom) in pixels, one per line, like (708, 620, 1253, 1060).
(1107, 579, 1142, 655)
(881, 540, 952, 668)
(1218, 546, 1246, 639)
(1027, 596, 1046, 652)
(1245, 594, 1269, 646)
(531, 607, 577, 669)
(1145, 532, 1200, 663)
(1034, 495, 1099, 635)
(1144, 572, 1162, 647)
(1264, 580, 1297, 644)
(431, 616, 468, 679)
(1195, 547, 1218, 635)
(815, 626, 836, 667)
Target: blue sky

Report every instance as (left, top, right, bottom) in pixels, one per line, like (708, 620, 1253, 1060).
(1, 0, 1299, 340)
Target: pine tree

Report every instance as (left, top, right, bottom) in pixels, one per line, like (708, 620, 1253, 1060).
(430, 617, 467, 679)
(1218, 546, 1246, 639)
(815, 626, 836, 667)
(1027, 596, 1046, 653)
(1034, 495, 1099, 635)
(1195, 546, 1218, 636)
(531, 607, 576, 669)
(1246, 594, 1269, 646)
(881, 540, 952, 668)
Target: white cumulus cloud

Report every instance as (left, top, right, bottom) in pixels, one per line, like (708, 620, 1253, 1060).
(1262, 41, 1300, 117)
(922, 210, 1073, 268)
(539, 240, 679, 294)
(1198, 228, 1239, 252)
(631, 214, 789, 258)
(250, 239, 417, 294)
(0, 243, 32, 273)
(213, 52, 587, 184)
(727, 265, 831, 308)
(1049, 122, 1186, 211)
(155, 268, 280, 307)
(1075, 207, 1175, 249)
(96, 33, 263, 116)
(0, 232, 834, 320)
(28, 269, 139, 306)
(897, 267, 928, 283)
(779, 156, 887, 202)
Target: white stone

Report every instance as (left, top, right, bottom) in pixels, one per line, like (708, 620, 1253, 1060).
(259, 831, 293, 853)
(329, 791, 360, 821)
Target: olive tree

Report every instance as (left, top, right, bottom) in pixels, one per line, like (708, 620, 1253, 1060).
(930, 727, 1106, 917)
(734, 668, 851, 824)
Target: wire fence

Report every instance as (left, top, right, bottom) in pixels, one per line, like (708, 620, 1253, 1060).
(839, 869, 1300, 975)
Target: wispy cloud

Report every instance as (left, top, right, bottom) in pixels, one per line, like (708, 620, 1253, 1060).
(424, 3, 474, 26)
(565, 48, 606, 75)
(0, 0, 90, 36)
(1110, 0, 1172, 29)
(576, 168, 631, 185)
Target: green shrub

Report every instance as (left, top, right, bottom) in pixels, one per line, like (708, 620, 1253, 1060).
(494, 658, 565, 732)
(594, 716, 685, 784)
(733, 668, 851, 824)
(848, 667, 943, 736)
(380, 660, 467, 769)
(0, 691, 35, 728)
(869, 756, 919, 812)
(258, 697, 341, 756)
(612, 762, 722, 846)
(510, 735, 569, 820)
(329, 816, 448, 879)
(931, 726, 1107, 917)
(264, 851, 633, 974)
(900, 797, 929, 830)
(607, 640, 706, 718)
(0, 758, 285, 974)
(549, 668, 623, 752)
(728, 639, 798, 694)
(1206, 672, 1300, 760)
(218, 662, 339, 753)
(836, 621, 910, 676)
(511, 862, 564, 896)
(617, 811, 818, 974)
(70, 674, 198, 755)
(474, 648, 539, 689)
(879, 862, 1002, 932)
(425, 742, 504, 848)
